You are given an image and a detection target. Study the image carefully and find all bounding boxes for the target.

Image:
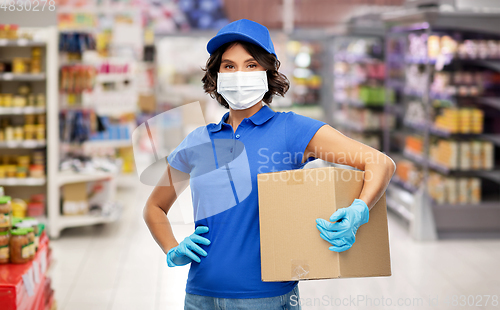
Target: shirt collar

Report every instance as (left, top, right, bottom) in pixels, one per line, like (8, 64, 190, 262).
(208, 105, 275, 133)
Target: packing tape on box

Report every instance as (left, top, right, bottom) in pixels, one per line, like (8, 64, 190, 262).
(132, 101, 252, 222)
(291, 260, 310, 280)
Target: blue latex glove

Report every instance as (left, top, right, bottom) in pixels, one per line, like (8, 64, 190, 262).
(166, 226, 211, 267)
(316, 199, 369, 252)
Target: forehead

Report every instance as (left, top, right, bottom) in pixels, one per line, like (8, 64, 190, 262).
(221, 43, 253, 60)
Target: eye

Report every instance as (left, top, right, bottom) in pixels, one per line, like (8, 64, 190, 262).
(224, 64, 234, 69)
(248, 63, 257, 68)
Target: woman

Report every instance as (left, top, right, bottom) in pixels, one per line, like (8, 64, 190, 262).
(143, 19, 395, 310)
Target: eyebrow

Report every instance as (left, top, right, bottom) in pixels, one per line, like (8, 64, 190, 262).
(221, 58, 257, 64)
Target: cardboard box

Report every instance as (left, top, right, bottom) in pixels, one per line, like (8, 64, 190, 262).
(138, 94, 156, 113)
(257, 166, 391, 282)
(62, 182, 89, 215)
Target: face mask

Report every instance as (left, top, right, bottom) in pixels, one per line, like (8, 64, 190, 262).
(217, 71, 268, 110)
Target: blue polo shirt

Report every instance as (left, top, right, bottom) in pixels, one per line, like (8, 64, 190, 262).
(167, 104, 326, 298)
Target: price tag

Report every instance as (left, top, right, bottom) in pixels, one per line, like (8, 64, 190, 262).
(40, 250, 47, 273)
(22, 268, 35, 297)
(2, 73, 13, 80)
(32, 261, 40, 284)
(0, 39, 7, 46)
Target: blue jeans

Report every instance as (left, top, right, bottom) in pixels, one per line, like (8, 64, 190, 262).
(184, 285, 302, 310)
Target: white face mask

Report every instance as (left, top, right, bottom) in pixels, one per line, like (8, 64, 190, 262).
(217, 71, 268, 110)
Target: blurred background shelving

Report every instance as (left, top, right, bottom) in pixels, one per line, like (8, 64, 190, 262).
(383, 9, 500, 240)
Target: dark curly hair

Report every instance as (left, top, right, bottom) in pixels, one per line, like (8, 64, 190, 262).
(202, 41, 290, 109)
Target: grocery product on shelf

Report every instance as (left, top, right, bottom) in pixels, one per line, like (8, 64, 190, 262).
(433, 108, 484, 134)
(332, 35, 389, 152)
(2, 47, 44, 74)
(428, 172, 482, 205)
(60, 65, 96, 95)
(395, 159, 422, 190)
(27, 194, 45, 217)
(9, 228, 30, 264)
(337, 108, 395, 132)
(0, 153, 46, 179)
(0, 195, 11, 232)
(0, 86, 45, 108)
(405, 136, 495, 171)
(12, 199, 27, 218)
(287, 40, 323, 106)
(0, 230, 8, 264)
(432, 140, 494, 171)
(59, 32, 96, 63)
(0, 24, 19, 40)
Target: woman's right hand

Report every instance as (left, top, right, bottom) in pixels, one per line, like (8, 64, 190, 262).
(166, 226, 211, 267)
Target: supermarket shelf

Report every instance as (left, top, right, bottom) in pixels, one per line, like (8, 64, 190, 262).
(58, 213, 120, 230)
(95, 73, 134, 83)
(403, 149, 500, 179)
(478, 134, 500, 146)
(471, 59, 500, 72)
(57, 171, 115, 186)
(84, 139, 132, 148)
(433, 201, 500, 232)
(334, 54, 381, 63)
(0, 140, 46, 148)
(0, 177, 46, 186)
(403, 121, 489, 139)
(403, 121, 428, 132)
(0, 73, 46, 81)
(0, 106, 46, 115)
(0, 38, 46, 46)
(338, 99, 385, 109)
(475, 171, 500, 184)
(386, 104, 405, 117)
(386, 78, 405, 90)
(404, 88, 455, 101)
(386, 194, 414, 222)
(478, 97, 500, 110)
(391, 175, 419, 194)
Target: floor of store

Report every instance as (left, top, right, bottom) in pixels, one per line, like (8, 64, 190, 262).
(48, 183, 500, 310)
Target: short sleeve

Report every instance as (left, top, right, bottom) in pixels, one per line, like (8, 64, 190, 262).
(167, 137, 191, 174)
(285, 112, 327, 167)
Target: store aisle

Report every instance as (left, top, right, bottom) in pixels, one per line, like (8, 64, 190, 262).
(49, 183, 500, 310)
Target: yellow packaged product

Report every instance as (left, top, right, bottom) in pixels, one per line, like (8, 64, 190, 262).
(36, 124, 45, 140)
(13, 127, 23, 141)
(36, 94, 45, 107)
(445, 178, 458, 204)
(471, 141, 482, 170)
(0, 196, 12, 232)
(12, 58, 27, 74)
(482, 142, 494, 170)
(458, 178, 468, 204)
(459, 142, 471, 170)
(459, 108, 471, 134)
(3, 94, 12, 107)
(11, 199, 27, 218)
(0, 230, 9, 263)
(6, 165, 16, 178)
(469, 178, 481, 204)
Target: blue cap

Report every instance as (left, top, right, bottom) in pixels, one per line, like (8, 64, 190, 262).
(207, 19, 277, 59)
